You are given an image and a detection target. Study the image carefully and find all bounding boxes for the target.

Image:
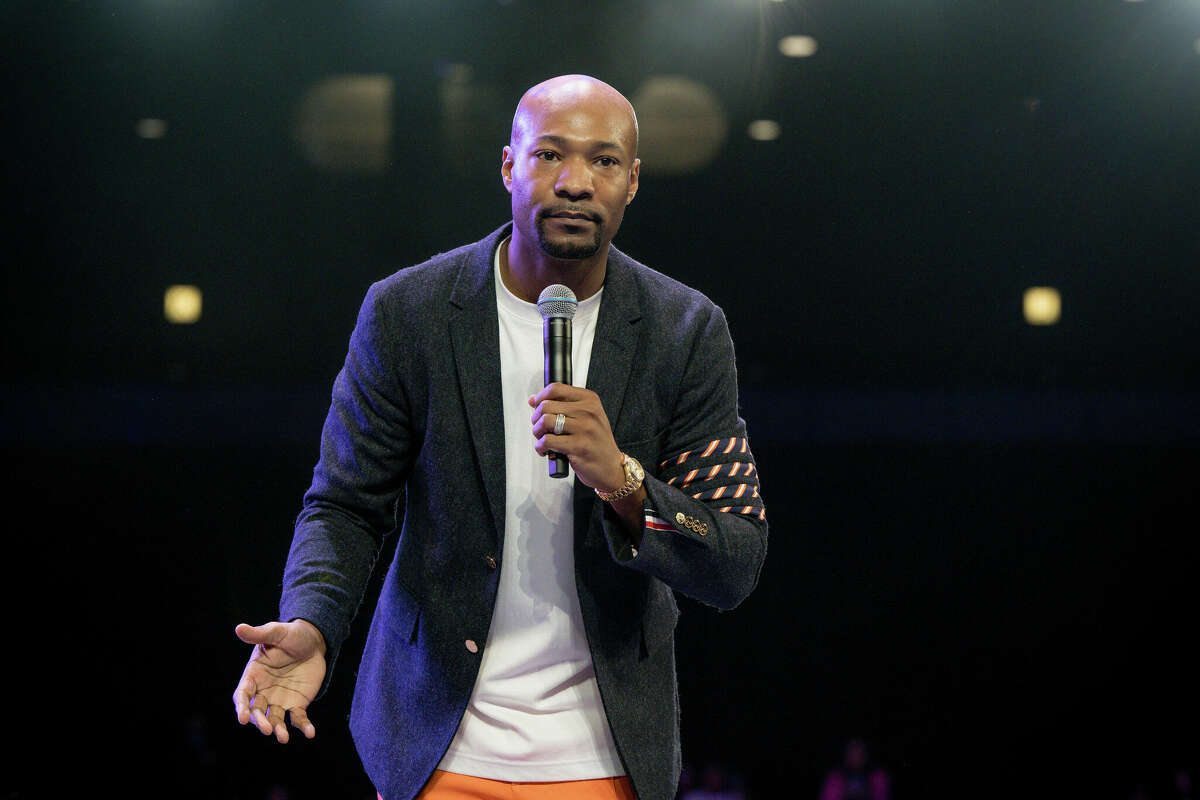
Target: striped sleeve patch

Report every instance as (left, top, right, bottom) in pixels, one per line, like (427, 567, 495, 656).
(657, 436, 766, 522)
(659, 437, 749, 469)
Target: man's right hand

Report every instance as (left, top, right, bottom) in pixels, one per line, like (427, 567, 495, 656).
(232, 619, 327, 743)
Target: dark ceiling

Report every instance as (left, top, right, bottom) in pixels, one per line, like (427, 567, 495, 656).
(5, 0, 1199, 390)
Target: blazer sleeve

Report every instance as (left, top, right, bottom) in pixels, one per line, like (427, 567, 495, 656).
(278, 280, 415, 696)
(601, 303, 768, 611)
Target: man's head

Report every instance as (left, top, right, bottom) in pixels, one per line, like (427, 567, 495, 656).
(502, 75, 640, 263)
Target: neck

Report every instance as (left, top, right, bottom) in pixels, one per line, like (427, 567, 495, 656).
(500, 226, 608, 303)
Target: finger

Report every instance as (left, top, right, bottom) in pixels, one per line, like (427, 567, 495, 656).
(530, 397, 591, 423)
(233, 676, 257, 724)
(530, 399, 553, 424)
(250, 695, 274, 735)
(268, 703, 289, 744)
(531, 382, 588, 405)
(534, 433, 570, 458)
(530, 398, 565, 424)
(289, 707, 317, 739)
(532, 412, 570, 439)
(235, 621, 286, 647)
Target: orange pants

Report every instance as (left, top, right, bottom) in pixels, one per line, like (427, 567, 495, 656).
(379, 769, 637, 800)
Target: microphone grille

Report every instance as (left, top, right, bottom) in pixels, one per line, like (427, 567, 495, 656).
(537, 284, 578, 320)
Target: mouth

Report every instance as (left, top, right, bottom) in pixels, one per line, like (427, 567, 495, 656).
(544, 209, 598, 223)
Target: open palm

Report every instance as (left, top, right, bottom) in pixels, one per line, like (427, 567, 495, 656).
(232, 620, 327, 743)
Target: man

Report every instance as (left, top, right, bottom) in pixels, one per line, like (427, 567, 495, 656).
(232, 75, 767, 800)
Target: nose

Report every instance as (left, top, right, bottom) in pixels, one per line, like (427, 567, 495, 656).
(554, 156, 593, 201)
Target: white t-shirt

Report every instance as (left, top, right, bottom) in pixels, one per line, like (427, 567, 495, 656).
(435, 239, 624, 780)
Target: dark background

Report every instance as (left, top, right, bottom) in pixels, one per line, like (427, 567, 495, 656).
(4, 1, 1197, 798)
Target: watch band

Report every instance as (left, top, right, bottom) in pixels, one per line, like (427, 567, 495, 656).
(595, 453, 643, 502)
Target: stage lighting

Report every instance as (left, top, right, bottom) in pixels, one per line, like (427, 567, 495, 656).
(293, 75, 394, 174)
(632, 76, 728, 175)
(747, 120, 782, 141)
(164, 285, 202, 324)
(1023, 287, 1061, 326)
(135, 119, 168, 139)
(778, 35, 819, 58)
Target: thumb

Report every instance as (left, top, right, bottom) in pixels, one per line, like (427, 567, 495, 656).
(235, 621, 287, 647)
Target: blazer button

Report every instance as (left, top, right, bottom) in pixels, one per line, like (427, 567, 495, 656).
(675, 512, 686, 526)
(465, 639, 479, 654)
(485, 554, 497, 570)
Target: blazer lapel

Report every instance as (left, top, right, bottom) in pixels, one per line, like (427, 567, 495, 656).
(576, 246, 643, 510)
(449, 226, 509, 544)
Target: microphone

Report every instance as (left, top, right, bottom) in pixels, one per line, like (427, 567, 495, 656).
(537, 284, 578, 479)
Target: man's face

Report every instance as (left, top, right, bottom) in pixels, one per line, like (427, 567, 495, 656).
(502, 95, 639, 261)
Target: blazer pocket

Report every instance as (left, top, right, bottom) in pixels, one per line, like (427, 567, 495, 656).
(382, 576, 422, 646)
(640, 579, 680, 659)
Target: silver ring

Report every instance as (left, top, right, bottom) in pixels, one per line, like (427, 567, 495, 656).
(553, 413, 566, 435)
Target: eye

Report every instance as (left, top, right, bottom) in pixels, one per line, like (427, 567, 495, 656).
(596, 156, 618, 167)
(535, 150, 560, 162)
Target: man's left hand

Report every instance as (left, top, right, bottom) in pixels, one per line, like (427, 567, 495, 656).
(529, 383, 626, 492)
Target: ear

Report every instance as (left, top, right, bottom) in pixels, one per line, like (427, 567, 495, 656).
(625, 158, 641, 206)
(501, 145, 514, 194)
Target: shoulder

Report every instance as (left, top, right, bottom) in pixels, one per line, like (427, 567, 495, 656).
(370, 239, 483, 305)
(611, 245, 724, 331)
(360, 224, 508, 316)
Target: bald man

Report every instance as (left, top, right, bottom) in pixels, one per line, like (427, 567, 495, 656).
(233, 75, 768, 800)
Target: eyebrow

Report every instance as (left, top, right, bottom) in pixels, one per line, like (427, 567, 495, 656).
(532, 134, 624, 153)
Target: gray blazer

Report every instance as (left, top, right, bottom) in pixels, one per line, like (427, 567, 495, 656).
(280, 223, 768, 800)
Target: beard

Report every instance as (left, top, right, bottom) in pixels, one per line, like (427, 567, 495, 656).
(534, 215, 603, 260)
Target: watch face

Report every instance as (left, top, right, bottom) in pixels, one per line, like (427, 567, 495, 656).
(628, 457, 644, 481)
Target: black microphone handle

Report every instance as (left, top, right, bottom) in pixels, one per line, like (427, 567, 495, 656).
(544, 316, 572, 478)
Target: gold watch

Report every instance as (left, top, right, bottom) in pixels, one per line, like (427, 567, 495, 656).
(595, 453, 645, 502)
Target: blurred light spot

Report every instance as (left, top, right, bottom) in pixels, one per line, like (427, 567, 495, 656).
(437, 62, 473, 131)
(1193, 37, 1200, 56)
(293, 75, 393, 174)
(164, 285, 202, 324)
(136, 118, 168, 139)
(1023, 97, 1041, 113)
(1023, 287, 1061, 325)
(632, 76, 728, 175)
(779, 35, 819, 58)
(747, 119, 782, 141)
(438, 63, 508, 176)
(441, 62, 473, 85)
